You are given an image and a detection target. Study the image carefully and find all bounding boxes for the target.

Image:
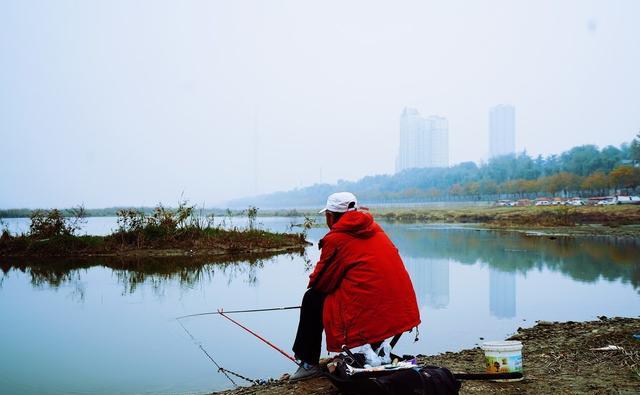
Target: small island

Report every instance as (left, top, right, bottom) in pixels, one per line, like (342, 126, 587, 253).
(0, 203, 310, 263)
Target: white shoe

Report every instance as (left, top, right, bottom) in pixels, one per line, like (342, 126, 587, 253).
(289, 363, 322, 381)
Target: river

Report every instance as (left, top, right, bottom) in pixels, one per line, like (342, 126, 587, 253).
(1, 217, 638, 394)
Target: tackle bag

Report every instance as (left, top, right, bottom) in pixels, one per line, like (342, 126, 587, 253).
(324, 354, 460, 395)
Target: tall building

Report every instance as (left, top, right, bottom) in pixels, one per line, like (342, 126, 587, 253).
(396, 108, 449, 172)
(489, 104, 515, 158)
(426, 115, 449, 168)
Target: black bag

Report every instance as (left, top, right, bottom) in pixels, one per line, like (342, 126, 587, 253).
(372, 366, 460, 395)
(325, 354, 460, 395)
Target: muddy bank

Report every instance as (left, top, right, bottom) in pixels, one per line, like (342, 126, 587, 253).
(212, 317, 640, 395)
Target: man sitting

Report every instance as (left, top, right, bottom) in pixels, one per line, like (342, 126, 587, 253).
(290, 192, 421, 380)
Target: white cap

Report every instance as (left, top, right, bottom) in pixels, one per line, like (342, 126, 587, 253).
(319, 192, 358, 213)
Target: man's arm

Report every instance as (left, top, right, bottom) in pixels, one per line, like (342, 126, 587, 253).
(307, 239, 345, 294)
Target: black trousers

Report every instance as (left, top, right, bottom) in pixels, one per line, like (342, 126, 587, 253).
(292, 288, 325, 365)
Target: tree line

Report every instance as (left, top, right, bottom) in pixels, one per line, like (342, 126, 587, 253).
(232, 133, 640, 207)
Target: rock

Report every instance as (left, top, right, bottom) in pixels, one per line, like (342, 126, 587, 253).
(537, 320, 553, 326)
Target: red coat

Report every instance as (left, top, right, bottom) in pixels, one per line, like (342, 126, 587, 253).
(308, 211, 421, 352)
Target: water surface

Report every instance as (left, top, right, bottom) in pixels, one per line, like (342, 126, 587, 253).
(1, 217, 638, 394)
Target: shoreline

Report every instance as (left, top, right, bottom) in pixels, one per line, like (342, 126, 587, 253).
(0, 242, 309, 259)
(266, 205, 640, 238)
(0, 227, 310, 260)
(211, 317, 640, 395)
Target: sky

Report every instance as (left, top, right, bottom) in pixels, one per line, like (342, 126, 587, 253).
(1, 0, 639, 208)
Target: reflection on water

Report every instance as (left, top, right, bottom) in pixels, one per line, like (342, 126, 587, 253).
(385, 224, 640, 292)
(489, 269, 516, 319)
(0, 252, 309, 297)
(404, 258, 450, 309)
(1, 220, 639, 395)
(4, 225, 638, 298)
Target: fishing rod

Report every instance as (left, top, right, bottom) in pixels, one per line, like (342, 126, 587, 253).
(217, 308, 301, 367)
(175, 305, 301, 320)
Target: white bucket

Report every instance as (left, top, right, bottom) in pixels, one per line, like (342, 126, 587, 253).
(481, 340, 523, 381)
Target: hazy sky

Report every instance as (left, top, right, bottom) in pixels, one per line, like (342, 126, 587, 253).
(1, 0, 639, 208)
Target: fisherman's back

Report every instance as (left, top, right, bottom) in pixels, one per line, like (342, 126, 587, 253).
(308, 210, 421, 351)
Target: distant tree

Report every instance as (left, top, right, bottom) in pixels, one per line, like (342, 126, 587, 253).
(464, 181, 481, 198)
(501, 180, 518, 197)
(560, 145, 602, 176)
(600, 145, 623, 172)
(427, 187, 442, 199)
(522, 179, 540, 195)
(581, 171, 609, 195)
(542, 174, 562, 196)
(609, 166, 640, 190)
(544, 155, 561, 176)
(558, 172, 583, 195)
(479, 179, 498, 196)
(449, 184, 464, 198)
(631, 131, 640, 164)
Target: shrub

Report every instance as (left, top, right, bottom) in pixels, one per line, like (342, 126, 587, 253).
(28, 206, 86, 238)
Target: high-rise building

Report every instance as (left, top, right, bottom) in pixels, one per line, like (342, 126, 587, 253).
(489, 104, 516, 158)
(396, 108, 449, 172)
(426, 115, 449, 168)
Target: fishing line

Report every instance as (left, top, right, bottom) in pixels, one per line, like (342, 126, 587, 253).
(176, 318, 256, 387)
(175, 305, 300, 320)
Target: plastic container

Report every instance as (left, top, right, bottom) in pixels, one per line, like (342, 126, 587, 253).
(481, 340, 523, 381)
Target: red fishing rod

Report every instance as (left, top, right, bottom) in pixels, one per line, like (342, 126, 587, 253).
(217, 308, 301, 367)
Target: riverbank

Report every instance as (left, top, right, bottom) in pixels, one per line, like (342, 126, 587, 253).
(371, 205, 640, 238)
(212, 317, 640, 395)
(269, 205, 640, 237)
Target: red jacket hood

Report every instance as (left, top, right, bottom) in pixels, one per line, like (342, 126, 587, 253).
(329, 211, 377, 239)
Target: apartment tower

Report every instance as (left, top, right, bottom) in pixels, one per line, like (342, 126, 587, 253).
(489, 104, 516, 158)
(396, 108, 449, 172)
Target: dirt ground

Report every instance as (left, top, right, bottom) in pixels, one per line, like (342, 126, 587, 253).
(213, 317, 640, 395)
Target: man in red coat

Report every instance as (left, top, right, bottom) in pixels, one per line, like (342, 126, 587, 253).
(290, 192, 421, 381)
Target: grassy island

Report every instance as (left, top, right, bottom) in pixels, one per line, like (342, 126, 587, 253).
(0, 203, 310, 260)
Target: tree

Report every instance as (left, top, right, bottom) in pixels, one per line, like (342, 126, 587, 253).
(600, 145, 623, 172)
(449, 184, 464, 198)
(581, 171, 609, 195)
(479, 179, 498, 196)
(464, 182, 481, 198)
(556, 172, 582, 195)
(631, 131, 640, 164)
(609, 166, 640, 190)
(542, 174, 562, 195)
(560, 145, 602, 176)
